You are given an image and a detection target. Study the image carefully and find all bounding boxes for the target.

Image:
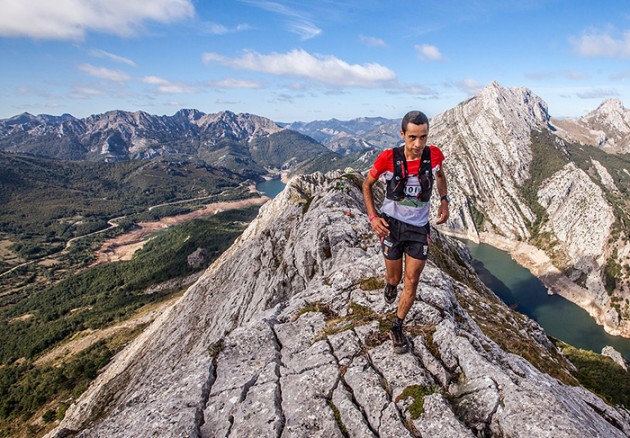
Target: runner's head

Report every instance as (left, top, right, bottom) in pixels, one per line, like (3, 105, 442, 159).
(401, 111, 429, 133)
(400, 111, 429, 159)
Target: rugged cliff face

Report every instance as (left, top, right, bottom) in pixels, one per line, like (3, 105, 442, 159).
(46, 172, 630, 437)
(430, 82, 630, 337)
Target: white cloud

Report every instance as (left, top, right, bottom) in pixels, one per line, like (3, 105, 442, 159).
(69, 87, 106, 99)
(141, 75, 196, 94)
(77, 64, 132, 82)
(455, 78, 482, 94)
(0, 0, 195, 40)
(204, 22, 250, 35)
(75, 87, 105, 96)
(386, 83, 438, 97)
(572, 28, 630, 58)
(90, 49, 136, 67)
(242, 0, 321, 40)
(208, 78, 263, 89)
(360, 35, 387, 48)
(415, 44, 444, 61)
(576, 88, 620, 99)
(288, 21, 321, 40)
(202, 49, 396, 87)
(611, 71, 630, 80)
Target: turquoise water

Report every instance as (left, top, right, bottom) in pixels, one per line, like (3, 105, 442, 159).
(464, 240, 630, 361)
(256, 178, 285, 198)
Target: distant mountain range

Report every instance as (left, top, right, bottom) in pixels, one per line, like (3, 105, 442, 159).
(0, 109, 331, 180)
(284, 116, 399, 154)
(2, 92, 628, 175)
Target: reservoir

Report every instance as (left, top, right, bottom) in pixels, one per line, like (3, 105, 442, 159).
(256, 178, 286, 198)
(465, 240, 630, 361)
(257, 177, 630, 361)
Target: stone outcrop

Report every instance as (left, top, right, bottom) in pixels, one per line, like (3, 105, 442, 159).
(602, 346, 628, 371)
(429, 82, 630, 338)
(430, 81, 547, 240)
(46, 172, 630, 437)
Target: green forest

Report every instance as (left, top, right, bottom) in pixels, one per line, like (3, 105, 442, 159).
(0, 152, 250, 263)
(0, 206, 260, 437)
(0, 152, 264, 436)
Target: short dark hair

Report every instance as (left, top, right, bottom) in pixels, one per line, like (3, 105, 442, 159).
(401, 111, 429, 133)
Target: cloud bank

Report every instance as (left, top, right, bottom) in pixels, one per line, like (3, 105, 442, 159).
(572, 29, 630, 58)
(202, 49, 396, 87)
(0, 0, 195, 40)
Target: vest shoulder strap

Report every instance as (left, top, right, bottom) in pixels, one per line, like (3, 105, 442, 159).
(392, 146, 407, 179)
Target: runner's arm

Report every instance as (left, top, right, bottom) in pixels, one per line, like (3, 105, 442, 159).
(362, 173, 389, 237)
(435, 165, 449, 225)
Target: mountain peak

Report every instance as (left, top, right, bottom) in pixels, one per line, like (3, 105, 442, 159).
(587, 98, 626, 119)
(573, 96, 630, 152)
(6, 112, 39, 125)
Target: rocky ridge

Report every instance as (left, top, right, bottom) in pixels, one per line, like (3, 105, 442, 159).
(430, 82, 546, 241)
(0, 110, 328, 177)
(46, 172, 630, 437)
(429, 82, 630, 337)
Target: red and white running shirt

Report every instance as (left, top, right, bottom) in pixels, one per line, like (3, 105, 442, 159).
(369, 145, 445, 227)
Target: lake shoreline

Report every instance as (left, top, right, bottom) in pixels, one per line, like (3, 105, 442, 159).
(440, 228, 630, 340)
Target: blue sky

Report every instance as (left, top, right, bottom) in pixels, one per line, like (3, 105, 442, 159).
(1, 0, 629, 122)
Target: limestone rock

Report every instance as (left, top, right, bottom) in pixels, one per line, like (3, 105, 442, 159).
(429, 82, 629, 337)
(553, 98, 630, 154)
(46, 172, 630, 438)
(187, 247, 209, 268)
(602, 346, 628, 371)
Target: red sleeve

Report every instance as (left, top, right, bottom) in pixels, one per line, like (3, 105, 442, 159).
(430, 145, 444, 168)
(369, 149, 394, 178)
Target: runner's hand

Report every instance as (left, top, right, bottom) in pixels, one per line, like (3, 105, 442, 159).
(370, 217, 389, 238)
(436, 203, 449, 225)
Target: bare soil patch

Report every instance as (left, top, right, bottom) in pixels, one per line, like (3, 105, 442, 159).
(93, 197, 268, 265)
(9, 313, 34, 324)
(0, 239, 21, 265)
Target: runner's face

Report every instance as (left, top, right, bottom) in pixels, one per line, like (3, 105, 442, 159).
(400, 123, 428, 159)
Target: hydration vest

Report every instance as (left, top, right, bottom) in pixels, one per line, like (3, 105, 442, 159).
(385, 146, 434, 202)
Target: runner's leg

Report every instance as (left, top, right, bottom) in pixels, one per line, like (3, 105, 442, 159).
(397, 254, 426, 319)
(384, 257, 403, 286)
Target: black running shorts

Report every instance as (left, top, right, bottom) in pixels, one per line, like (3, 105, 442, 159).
(380, 215, 431, 261)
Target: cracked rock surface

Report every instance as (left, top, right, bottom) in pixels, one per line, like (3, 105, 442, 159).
(46, 172, 630, 438)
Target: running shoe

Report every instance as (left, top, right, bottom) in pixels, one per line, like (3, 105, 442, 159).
(384, 283, 398, 304)
(389, 324, 408, 354)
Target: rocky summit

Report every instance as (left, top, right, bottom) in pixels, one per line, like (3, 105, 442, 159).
(553, 98, 630, 154)
(46, 172, 630, 437)
(430, 82, 630, 338)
